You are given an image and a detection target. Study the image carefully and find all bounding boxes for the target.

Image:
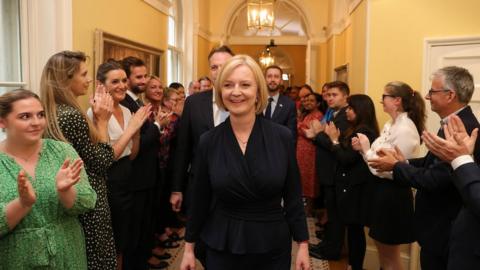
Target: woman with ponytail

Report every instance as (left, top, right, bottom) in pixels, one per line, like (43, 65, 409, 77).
(352, 81, 426, 270)
(40, 51, 117, 269)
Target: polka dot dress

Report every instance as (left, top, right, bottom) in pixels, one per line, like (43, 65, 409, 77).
(56, 105, 117, 270)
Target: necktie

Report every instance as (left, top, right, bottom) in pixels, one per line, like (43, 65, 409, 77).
(322, 108, 333, 123)
(136, 99, 144, 107)
(265, 97, 274, 119)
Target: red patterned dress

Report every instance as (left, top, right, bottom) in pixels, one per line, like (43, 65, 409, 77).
(296, 110, 323, 198)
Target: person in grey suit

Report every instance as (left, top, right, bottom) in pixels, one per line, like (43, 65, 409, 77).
(422, 113, 480, 270)
(263, 65, 297, 139)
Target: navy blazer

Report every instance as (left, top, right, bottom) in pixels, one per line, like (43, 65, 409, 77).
(185, 117, 308, 253)
(449, 162, 480, 270)
(171, 90, 215, 192)
(120, 94, 160, 190)
(264, 94, 297, 139)
(393, 106, 480, 256)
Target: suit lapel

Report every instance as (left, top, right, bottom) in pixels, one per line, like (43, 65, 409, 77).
(205, 90, 215, 129)
(271, 95, 283, 120)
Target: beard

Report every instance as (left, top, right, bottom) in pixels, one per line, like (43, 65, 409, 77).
(131, 84, 145, 94)
(268, 83, 279, 92)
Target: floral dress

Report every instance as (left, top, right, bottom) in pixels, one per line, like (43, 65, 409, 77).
(56, 104, 117, 269)
(0, 139, 97, 269)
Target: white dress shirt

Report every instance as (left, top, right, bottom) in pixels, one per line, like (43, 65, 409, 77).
(364, 112, 421, 179)
(212, 88, 229, 126)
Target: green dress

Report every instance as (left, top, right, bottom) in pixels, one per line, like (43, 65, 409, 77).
(0, 139, 97, 269)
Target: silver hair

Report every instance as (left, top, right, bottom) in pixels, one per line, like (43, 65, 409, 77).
(432, 66, 474, 104)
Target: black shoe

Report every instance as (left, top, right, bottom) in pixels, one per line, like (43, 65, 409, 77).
(158, 238, 180, 249)
(153, 252, 172, 260)
(309, 242, 326, 250)
(315, 230, 325, 239)
(309, 248, 340, 261)
(148, 261, 169, 269)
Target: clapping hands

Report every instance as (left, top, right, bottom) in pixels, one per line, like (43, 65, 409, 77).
(324, 121, 340, 143)
(351, 133, 370, 153)
(56, 159, 84, 192)
(90, 84, 113, 123)
(303, 119, 325, 139)
(17, 170, 36, 207)
(422, 115, 478, 162)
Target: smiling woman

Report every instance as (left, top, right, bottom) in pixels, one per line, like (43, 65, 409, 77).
(0, 89, 97, 269)
(180, 55, 311, 270)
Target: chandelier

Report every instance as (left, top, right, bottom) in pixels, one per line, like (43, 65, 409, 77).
(247, 0, 275, 30)
(259, 39, 276, 67)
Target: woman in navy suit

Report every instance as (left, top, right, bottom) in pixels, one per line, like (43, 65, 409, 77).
(180, 55, 310, 270)
(322, 94, 379, 270)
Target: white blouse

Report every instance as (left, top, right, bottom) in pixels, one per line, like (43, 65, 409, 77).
(87, 105, 133, 159)
(364, 112, 421, 179)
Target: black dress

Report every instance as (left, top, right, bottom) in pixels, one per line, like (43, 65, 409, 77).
(184, 116, 308, 270)
(56, 105, 117, 270)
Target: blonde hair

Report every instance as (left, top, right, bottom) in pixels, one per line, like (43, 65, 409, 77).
(142, 75, 163, 104)
(214, 55, 268, 114)
(40, 51, 99, 143)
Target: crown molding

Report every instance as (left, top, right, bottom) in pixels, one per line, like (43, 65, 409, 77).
(143, 0, 171, 15)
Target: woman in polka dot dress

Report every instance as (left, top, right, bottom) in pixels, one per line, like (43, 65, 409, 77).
(40, 51, 117, 270)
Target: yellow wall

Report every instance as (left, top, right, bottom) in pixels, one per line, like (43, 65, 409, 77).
(367, 0, 480, 125)
(197, 35, 213, 79)
(72, 0, 168, 108)
(319, 0, 367, 95)
(346, 0, 367, 94)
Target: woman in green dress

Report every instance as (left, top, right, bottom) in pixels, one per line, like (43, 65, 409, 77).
(0, 89, 97, 269)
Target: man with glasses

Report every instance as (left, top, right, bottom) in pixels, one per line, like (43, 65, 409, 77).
(368, 66, 480, 270)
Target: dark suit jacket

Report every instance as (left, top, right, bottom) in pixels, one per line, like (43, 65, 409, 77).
(393, 106, 480, 255)
(449, 162, 480, 270)
(265, 94, 297, 139)
(171, 90, 214, 192)
(332, 126, 378, 224)
(120, 94, 160, 191)
(313, 106, 350, 187)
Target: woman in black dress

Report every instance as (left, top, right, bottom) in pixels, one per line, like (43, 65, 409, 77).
(40, 51, 146, 269)
(180, 55, 310, 270)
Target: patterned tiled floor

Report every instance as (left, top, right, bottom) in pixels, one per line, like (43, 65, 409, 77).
(154, 217, 329, 269)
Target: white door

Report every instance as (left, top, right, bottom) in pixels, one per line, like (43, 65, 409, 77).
(424, 37, 480, 133)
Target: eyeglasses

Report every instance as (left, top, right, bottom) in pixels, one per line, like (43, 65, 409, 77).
(427, 88, 451, 97)
(382, 94, 397, 100)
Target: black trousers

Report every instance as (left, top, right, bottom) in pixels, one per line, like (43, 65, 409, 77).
(204, 244, 292, 270)
(347, 224, 366, 270)
(322, 186, 345, 256)
(123, 188, 155, 270)
(420, 247, 447, 270)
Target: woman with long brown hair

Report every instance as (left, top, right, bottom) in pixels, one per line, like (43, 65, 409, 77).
(40, 51, 118, 269)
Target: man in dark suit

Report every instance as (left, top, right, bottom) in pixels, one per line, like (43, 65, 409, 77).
(369, 66, 479, 270)
(304, 81, 350, 260)
(170, 45, 234, 212)
(421, 114, 480, 270)
(263, 65, 297, 138)
(169, 46, 234, 268)
(120, 57, 165, 270)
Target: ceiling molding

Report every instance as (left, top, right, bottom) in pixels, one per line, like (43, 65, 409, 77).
(348, 0, 363, 14)
(196, 25, 212, 41)
(143, 0, 171, 15)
